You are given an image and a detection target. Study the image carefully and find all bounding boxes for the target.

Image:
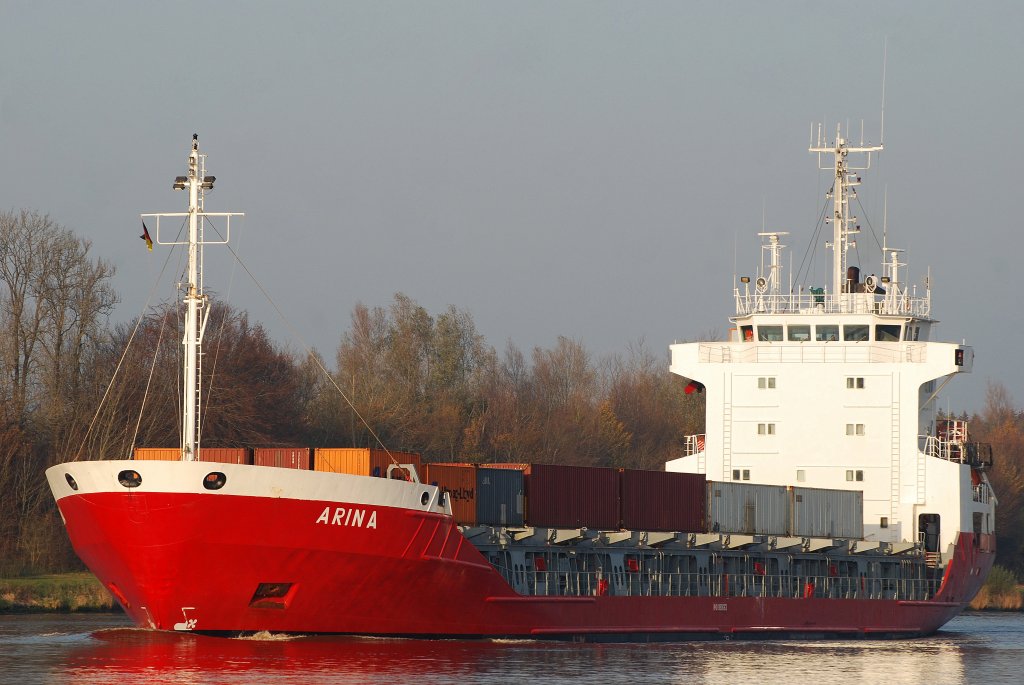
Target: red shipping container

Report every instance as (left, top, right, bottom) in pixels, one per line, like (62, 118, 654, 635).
(525, 463, 620, 530)
(253, 447, 312, 470)
(199, 447, 250, 465)
(619, 469, 706, 533)
(424, 463, 477, 525)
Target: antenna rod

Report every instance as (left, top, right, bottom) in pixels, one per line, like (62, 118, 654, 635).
(880, 37, 888, 145)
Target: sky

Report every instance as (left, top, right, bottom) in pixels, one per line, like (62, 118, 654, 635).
(1, 1, 1021, 413)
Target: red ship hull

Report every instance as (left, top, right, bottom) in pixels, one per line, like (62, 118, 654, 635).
(49, 462, 994, 640)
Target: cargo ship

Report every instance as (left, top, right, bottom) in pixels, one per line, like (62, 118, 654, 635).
(46, 129, 995, 640)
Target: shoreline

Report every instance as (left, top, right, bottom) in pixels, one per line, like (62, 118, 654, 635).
(0, 572, 119, 614)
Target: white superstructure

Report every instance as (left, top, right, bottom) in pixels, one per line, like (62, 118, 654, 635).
(667, 127, 995, 561)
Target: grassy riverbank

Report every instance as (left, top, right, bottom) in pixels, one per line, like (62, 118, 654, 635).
(969, 565, 1023, 611)
(0, 572, 117, 613)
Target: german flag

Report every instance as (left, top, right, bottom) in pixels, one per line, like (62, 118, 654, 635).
(140, 221, 153, 252)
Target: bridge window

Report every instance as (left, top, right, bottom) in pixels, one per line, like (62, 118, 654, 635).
(757, 325, 783, 341)
(843, 324, 869, 341)
(788, 324, 811, 341)
(741, 325, 754, 342)
(816, 324, 839, 341)
(875, 324, 901, 342)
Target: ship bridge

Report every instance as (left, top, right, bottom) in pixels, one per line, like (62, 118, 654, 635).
(666, 129, 994, 563)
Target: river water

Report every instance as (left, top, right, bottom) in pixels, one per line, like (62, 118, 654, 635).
(1, 612, 1021, 684)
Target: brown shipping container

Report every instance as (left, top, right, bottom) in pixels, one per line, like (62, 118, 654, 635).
(133, 447, 179, 461)
(199, 448, 251, 465)
(481, 463, 529, 470)
(253, 447, 312, 470)
(525, 463, 620, 530)
(619, 469, 706, 533)
(424, 463, 477, 525)
(315, 448, 423, 481)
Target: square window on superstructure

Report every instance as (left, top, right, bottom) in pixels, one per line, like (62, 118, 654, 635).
(843, 324, 869, 341)
(876, 324, 901, 342)
(846, 377, 865, 389)
(846, 470, 854, 481)
(788, 325, 811, 341)
(816, 324, 839, 342)
(758, 377, 777, 389)
(797, 469, 806, 482)
(733, 469, 741, 480)
(856, 424, 865, 436)
(856, 470, 864, 481)
(742, 469, 750, 481)
(846, 423, 865, 436)
(881, 517, 889, 528)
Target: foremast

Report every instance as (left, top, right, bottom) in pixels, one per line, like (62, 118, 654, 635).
(142, 135, 243, 461)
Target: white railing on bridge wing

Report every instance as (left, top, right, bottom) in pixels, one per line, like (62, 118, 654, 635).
(684, 434, 706, 456)
(734, 292, 930, 318)
(698, 343, 926, 364)
(919, 435, 974, 464)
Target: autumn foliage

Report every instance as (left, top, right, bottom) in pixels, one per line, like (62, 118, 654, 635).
(3, 210, 1021, 586)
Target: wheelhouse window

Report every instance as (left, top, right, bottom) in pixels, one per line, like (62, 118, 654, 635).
(816, 324, 839, 341)
(757, 325, 783, 341)
(875, 324, 901, 342)
(741, 325, 754, 342)
(788, 324, 811, 341)
(843, 324, 869, 341)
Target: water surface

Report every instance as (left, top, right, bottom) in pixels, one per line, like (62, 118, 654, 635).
(1, 612, 1020, 684)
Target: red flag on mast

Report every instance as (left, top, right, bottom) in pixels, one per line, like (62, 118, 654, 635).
(140, 221, 153, 251)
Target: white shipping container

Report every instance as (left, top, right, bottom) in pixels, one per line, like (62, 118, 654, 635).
(706, 482, 789, 535)
(789, 486, 864, 539)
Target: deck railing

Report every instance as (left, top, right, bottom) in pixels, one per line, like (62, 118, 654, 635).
(492, 565, 941, 602)
(734, 291, 930, 318)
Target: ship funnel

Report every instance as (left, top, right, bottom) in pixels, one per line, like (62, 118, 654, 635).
(845, 266, 860, 293)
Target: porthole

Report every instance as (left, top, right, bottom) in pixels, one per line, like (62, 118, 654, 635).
(203, 472, 227, 491)
(65, 473, 79, 491)
(118, 470, 142, 488)
(421, 491, 430, 506)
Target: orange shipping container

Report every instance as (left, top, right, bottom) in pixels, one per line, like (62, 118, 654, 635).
(253, 447, 312, 470)
(134, 447, 179, 461)
(424, 463, 477, 525)
(314, 448, 423, 481)
(199, 448, 250, 465)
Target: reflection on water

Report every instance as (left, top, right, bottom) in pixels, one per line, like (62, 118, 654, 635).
(0, 612, 1022, 685)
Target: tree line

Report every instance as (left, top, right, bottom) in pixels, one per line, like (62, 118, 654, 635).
(2, 209, 1022, 579)
(0, 210, 704, 574)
